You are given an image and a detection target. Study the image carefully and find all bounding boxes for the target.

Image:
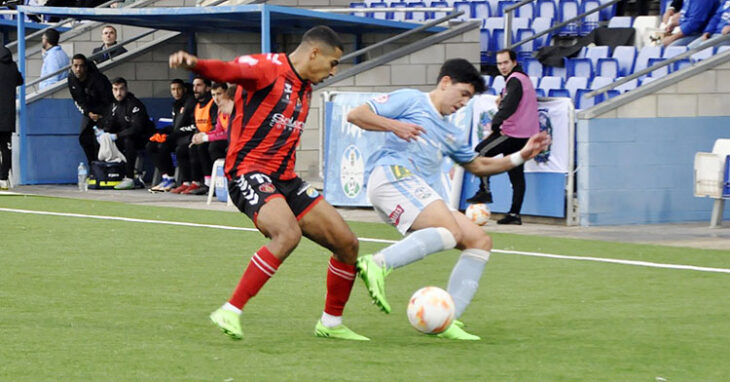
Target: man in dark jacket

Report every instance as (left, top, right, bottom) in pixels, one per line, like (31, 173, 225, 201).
(68, 53, 114, 165)
(148, 78, 192, 192)
(0, 45, 23, 190)
(91, 25, 127, 64)
(101, 77, 155, 190)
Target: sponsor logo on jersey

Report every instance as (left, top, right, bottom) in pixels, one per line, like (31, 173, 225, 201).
(389, 205, 404, 226)
(270, 113, 304, 131)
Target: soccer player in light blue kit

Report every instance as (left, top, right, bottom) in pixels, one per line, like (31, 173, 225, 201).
(348, 59, 549, 340)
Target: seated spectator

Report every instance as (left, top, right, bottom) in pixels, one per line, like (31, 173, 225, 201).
(148, 79, 192, 192)
(92, 25, 127, 64)
(39, 28, 69, 89)
(170, 75, 216, 195)
(688, 0, 730, 50)
(99, 77, 155, 190)
(663, 0, 717, 46)
(190, 82, 235, 187)
(68, 54, 113, 165)
(662, 0, 683, 25)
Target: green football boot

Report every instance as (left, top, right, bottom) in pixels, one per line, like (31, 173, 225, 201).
(433, 322, 480, 340)
(209, 308, 243, 340)
(314, 320, 370, 341)
(355, 255, 391, 314)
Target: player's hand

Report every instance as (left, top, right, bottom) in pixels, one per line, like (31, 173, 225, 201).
(169, 51, 198, 70)
(88, 112, 100, 122)
(191, 132, 205, 145)
(520, 131, 551, 161)
(390, 120, 424, 142)
(723, 26, 730, 36)
(495, 94, 502, 106)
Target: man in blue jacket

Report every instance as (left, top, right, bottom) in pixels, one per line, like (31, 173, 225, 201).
(688, 0, 730, 49)
(663, 0, 718, 46)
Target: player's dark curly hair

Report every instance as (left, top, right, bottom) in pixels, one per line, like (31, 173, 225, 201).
(302, 25, 344, 52)
(437, 58, 486, 94)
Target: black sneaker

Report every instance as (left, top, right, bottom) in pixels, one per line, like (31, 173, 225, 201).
(497, 213, 522, 225)
(466, 190, 493, 204)
(133, 176, 146, 189)
(188, 185, 210, 195)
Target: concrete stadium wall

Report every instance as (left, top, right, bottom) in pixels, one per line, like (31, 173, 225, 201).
(576, 61, 730, 226)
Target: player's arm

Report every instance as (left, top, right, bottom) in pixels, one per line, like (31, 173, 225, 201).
(347, 103, 424, 142)
(462, 132, 550, 176)
(169, 51, 269, 88)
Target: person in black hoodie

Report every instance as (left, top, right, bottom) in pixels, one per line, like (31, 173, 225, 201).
(147, 78, 192, 192)
(100, 77, 155, 190)
(67, 53, 113, 165)
(0, 45, 23, 190)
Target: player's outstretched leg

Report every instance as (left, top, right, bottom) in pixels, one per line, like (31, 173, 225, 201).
(432, 321, 481, 340)
(210, 307, 243, 340)
(356, 227, 457, 314)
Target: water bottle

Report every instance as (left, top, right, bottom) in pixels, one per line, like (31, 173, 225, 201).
(77, 162, 88, 192)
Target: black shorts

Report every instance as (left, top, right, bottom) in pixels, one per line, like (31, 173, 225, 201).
(228, 172, 323, 226)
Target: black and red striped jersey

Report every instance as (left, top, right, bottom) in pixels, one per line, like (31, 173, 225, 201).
(193, 53, 311, 180)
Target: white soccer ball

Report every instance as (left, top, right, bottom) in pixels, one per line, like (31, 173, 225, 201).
(465, 203, 491, 226)
(406, 286, 455, 334)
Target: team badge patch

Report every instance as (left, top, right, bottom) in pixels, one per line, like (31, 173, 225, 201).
(306, 187, 320, 198)
(258, 183, 276, 193)
(373, 94, 389, 104)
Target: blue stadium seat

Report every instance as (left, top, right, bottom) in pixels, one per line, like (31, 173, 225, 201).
(497, 0, 517, 17)
(370, 2, 389, 20)
(580, 0, 601, 34)
(527, 76, 538, 89)
(691, 46, 714, 63)
(511, 17, 530, 36)
(663, 45, 687, 59)
(536, 0, 557, 20)
(575, 88, 596, 109)
(523, 57, 544, 77)
(548, 88, 570, 97)
(453, 1, 473, 21)
(390, 1, 408, 21)
(473, 1, 491, 20)
(596, 57, 619, 79)
(717, 46, 730, 54)
(565, 76, 588, 100)
(480, 28, 490, 54)
(647, 57, 669, 78)
(614, 77, 638, 93)
(612, 46, 636, 76)
(482, 75, 493, 87)
(672, 59, 691, 72)
(566, 58, 593, 78)
(406, 1, 428, 22)
(515, 29, 535, 59)
(538, 75, 564, 93)
(605, 89, 621, 99)
(585, 46, 610, 68)
(590, 76, 613, 90)
(430, 0, 449, 20)
(517, 2, 535, 20)
(598, 0, 617, 21)
(639, 76, 658, 86)
(483, 16, 505, 35)
(531, 17, 553, 48)
(608, 16, 632, 28)
(486, 87, 497, 95)
(492, 75, 506, 93)
(350, 2, 367, 17)
(486, 0, 501, 17)
(548, 64, 567, 80)
(559, 0, 579, 35)
(491, 29, 510, 52)
(535, 88, 546, 97)
(634, 46, 663, 74)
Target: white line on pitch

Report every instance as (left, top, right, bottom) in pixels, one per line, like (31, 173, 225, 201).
(1, 207, 729, 274)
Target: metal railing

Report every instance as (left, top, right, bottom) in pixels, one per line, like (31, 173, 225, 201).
(504, 0, 621, 49)
(586, 33, 730, 98)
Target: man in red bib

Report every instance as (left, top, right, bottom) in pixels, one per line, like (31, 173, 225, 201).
(170, 25, 369, 341)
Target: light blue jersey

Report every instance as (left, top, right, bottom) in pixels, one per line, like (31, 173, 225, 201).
(365, 89, 477, 199)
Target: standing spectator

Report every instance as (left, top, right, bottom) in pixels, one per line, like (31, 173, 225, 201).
(663, 0, 718, 46)
(68, 54, 114, 165)
(466, 49, 539, 225)
(148, 78, 191, 192)
(0, 45, 23, 190)
(190, 82, 233, 185)
(39, 29, 69, 90)
(100, 77, 155, 190)
(91, 25, 128, 64)
(688, 0, 730, 50)
(169, 76, 215, 195)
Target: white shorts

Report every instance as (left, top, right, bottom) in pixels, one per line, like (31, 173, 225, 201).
(367, 165, 444, 235)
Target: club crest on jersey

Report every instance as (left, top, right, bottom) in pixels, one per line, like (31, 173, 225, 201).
(306, 187, 319, 198)
(373, 94, 389, 104)
(258, 183, 275, 193)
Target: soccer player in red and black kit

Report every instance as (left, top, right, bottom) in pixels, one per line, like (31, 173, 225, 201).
(169, 25, 369, 341)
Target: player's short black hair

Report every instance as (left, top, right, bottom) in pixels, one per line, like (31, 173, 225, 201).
(193, 75, 211, 87)
(496, 49, 517, 62)
(211, 82, 228, 91)
(71, 53, 87, 63)
(43, 29, 60, 46)
(437, 58, 486, 94)
(111, 77, 127, 86)
(302, 25, 344, 52)
(170, 78, 185, 86)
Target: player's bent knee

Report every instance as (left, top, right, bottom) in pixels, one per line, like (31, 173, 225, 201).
(337, 233, 359, 262)
(435, 227, 458, 250)
(462, 231, 492, 252)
